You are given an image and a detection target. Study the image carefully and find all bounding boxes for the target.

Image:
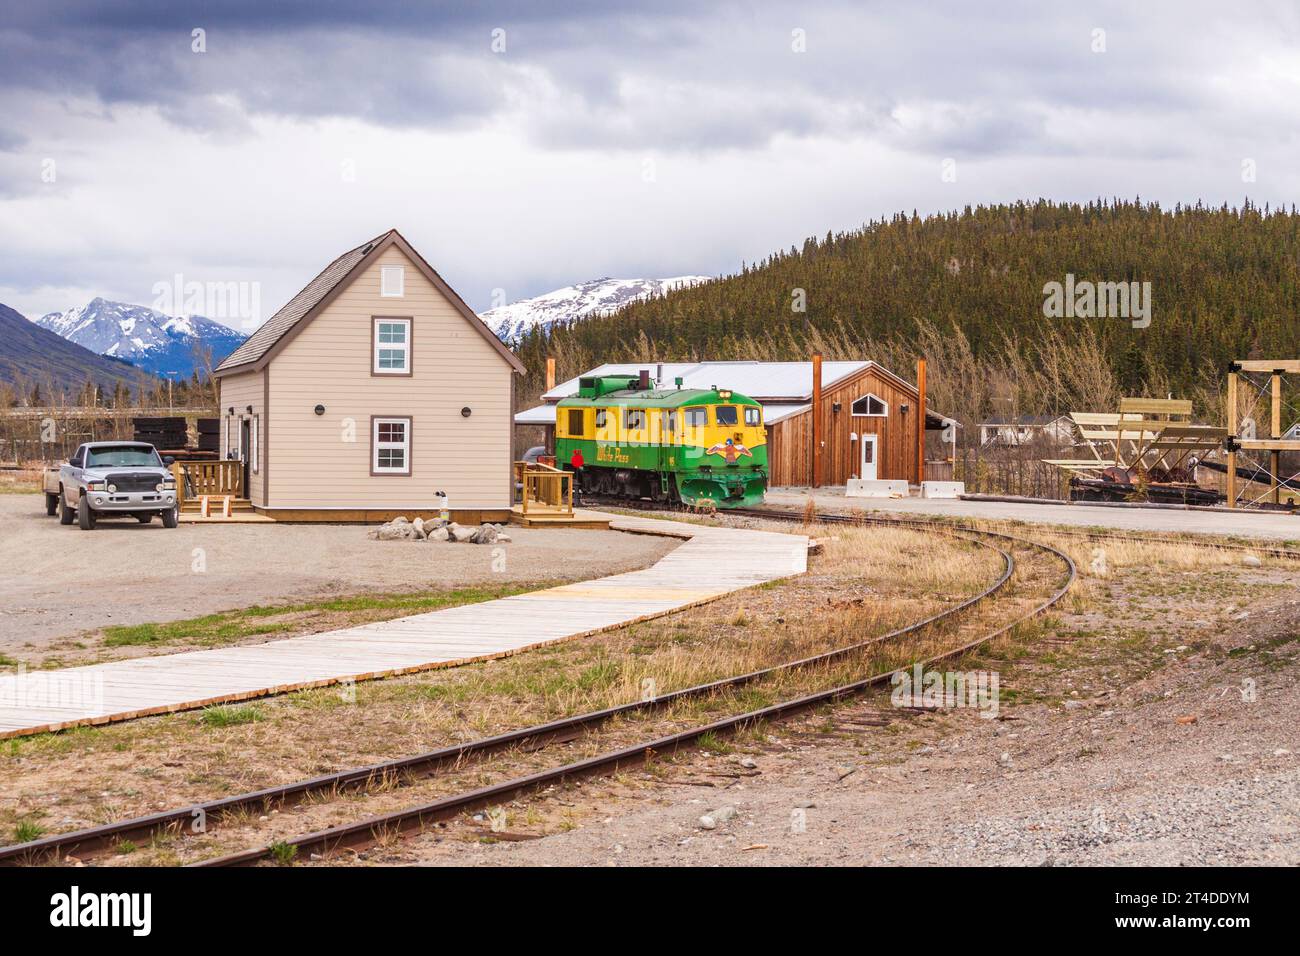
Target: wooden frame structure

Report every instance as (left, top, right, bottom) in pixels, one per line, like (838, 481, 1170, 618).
(1044, 398, 1225, 483)
(1225, 360, 1300, 508)
(515, 460, 574, 517)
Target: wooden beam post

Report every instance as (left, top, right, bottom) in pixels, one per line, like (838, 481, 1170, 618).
(916, 358, 927, 486)
(1272, 371, 1282, 504)
(545, 357, 556, 393)
(811, 352, 823, 488)
(1226, 370, 1237, 508)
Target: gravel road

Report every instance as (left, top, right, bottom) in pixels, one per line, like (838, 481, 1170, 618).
(0, 494, 676, 653)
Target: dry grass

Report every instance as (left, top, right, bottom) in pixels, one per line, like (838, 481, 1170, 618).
(0, 467, 41, 494)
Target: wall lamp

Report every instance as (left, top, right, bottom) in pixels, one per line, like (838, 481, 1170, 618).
(461, 406, 472, 417)
(314, 404, 326, 416)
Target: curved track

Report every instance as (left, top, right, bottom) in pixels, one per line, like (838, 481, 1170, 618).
(4, 512, 1072, 866)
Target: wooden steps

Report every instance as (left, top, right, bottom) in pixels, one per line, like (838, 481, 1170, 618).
(509, 505, 611, 529)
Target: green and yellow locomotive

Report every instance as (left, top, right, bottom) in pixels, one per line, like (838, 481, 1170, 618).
(555, 374, 767, 508)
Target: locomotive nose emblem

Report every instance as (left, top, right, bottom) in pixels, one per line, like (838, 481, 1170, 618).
(706, 438, 753, 463)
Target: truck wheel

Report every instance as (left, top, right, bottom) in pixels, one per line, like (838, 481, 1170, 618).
(45, 492, 58, 516)
(59, 488, 75, 525)
(77, 495, 96, 530)
(162, 505, 179, 529)
(136, 513, 153, 524)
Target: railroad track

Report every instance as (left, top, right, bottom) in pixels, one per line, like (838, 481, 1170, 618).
(4, 512, 1072, 867)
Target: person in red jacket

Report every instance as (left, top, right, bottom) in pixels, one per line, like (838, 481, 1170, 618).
(569, 447, 585, 502)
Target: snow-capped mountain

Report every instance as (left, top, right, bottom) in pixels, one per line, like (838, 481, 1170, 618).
(482, 276, 711, 343)
(35, 298, 246, 379)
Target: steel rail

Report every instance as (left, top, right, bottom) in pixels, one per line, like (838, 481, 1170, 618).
(194, 523, 1075, 866)
(0, 522, 1010, 866)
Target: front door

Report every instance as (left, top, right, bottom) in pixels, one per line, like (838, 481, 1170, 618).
(239, 418, 251, 496)
(860, 434, 878, 481)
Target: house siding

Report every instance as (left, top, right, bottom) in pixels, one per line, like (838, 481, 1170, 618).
(767, 366, 921, 486)
(264, 246, 512, 510)
(216, 368, 266, 506)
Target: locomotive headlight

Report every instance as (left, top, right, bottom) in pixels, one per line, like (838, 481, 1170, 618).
(718, 389, 732, 400)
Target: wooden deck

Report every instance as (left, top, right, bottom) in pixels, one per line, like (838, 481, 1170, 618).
(508, 504, 610, 529)
(0, 513, 807, 738)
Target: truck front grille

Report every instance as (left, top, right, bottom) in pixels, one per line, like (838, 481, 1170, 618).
(107, 473, 161, 493)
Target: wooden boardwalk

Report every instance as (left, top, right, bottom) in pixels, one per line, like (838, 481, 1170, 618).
(0, 514, 807, 738)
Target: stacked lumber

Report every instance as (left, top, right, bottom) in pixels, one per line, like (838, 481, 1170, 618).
(132, 416, 189, 450)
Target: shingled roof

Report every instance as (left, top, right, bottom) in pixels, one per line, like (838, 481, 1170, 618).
(215, 229, 523, 375)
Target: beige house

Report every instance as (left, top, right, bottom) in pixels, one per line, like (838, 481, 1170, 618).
(213, 229, 523, 522)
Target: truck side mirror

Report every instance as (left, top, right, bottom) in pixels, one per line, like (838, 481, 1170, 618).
(163, 456, 175, 466)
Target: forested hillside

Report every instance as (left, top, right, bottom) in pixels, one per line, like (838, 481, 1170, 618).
(515, 200, 1300, 429)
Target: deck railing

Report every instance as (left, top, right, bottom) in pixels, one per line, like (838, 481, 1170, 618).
(516, 461, 573, 515)
(172, 459, 243, 505)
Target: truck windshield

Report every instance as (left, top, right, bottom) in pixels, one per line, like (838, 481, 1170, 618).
(85, 446, 161, 468)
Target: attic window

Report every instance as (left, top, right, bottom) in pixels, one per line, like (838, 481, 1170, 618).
(380, 265, 405, 297)
(851, 394, 888, 417)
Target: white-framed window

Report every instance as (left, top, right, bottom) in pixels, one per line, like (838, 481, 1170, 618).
(372, 417, 411, 475)
(851, 393, 889, 417)
(744, 406, 761, 426)
(380, 265, 405, 297)
(373, 317, 411, 374)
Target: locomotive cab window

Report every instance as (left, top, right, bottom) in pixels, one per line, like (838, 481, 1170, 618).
(851, 393, 888, 417)
(715, 405, 738, 426)
(567, 409, 586, 437)
(684, 407, 707, 428)
(624, 408, 645, 430)
(744, 406, 761, 426)
(665, 410, 678, 433)
(595, 409, 607, 428)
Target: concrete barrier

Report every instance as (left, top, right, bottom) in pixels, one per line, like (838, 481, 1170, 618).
(920, 481, 965, 499)
(846, 479, 909, 498)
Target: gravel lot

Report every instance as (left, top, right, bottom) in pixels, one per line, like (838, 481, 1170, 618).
(0, 494, 676, 655)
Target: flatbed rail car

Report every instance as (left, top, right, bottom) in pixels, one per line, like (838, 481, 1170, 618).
(555, 374, 767, 507)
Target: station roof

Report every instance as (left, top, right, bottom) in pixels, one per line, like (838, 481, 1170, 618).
(541, 361, 875, 403)
(517, 360, 957, 428)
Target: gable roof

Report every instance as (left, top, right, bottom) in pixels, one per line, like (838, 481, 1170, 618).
(215, 229, 524, 375)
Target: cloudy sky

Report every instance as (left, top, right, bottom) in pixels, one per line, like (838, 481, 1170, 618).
(2, 0, 1298, 330)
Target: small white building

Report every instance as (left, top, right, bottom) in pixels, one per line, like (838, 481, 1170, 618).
(977, 414, 1075, 447)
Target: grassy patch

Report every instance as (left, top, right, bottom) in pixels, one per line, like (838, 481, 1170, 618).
(13, 820, 44, 843)
(696, 731, 733, 754)
(101, 583, 547, 649)
(268, 841, 298, 865)
(198, 704, 264, 727)
(0, 653, 18, 667)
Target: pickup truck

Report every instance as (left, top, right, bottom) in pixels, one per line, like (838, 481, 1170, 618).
(43, 441, 180, 530)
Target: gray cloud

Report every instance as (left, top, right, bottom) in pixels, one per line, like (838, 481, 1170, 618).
(5, 1, 1300, 320)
